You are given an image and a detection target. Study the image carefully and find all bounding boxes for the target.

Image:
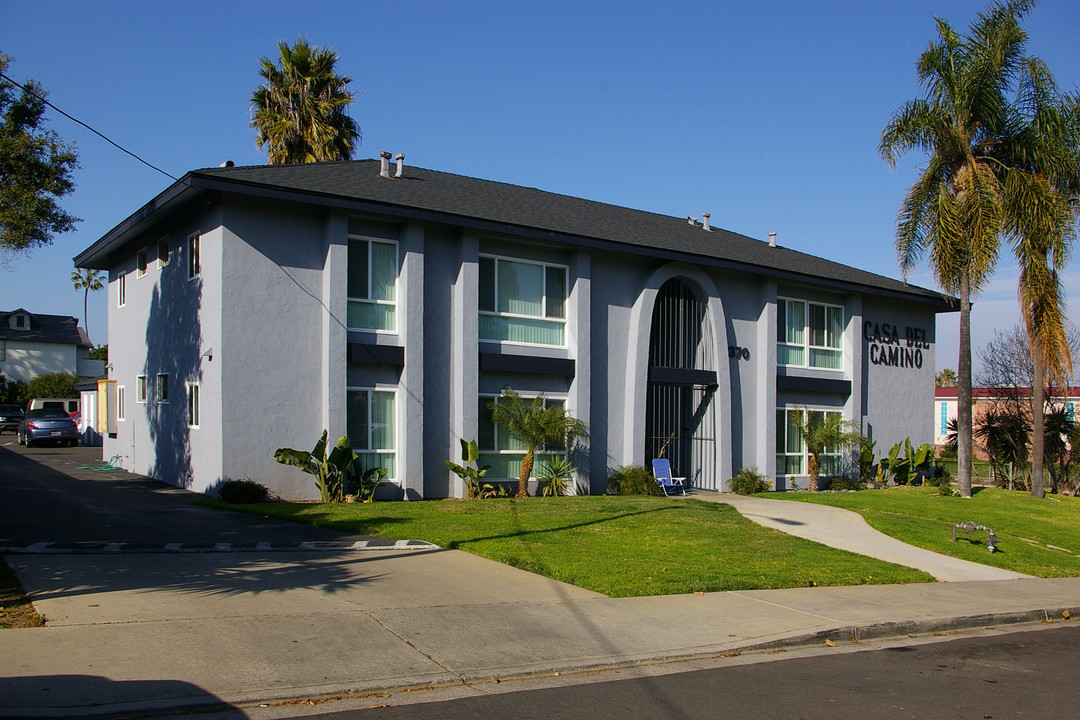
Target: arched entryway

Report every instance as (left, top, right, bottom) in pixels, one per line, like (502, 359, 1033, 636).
(644, 278, 718, 490)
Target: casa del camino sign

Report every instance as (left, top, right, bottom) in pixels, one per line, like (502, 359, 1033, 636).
(864, 321, 929, 369)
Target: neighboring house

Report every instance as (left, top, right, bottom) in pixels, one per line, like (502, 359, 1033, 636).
(934, 385, 1079, 460)
(0, 309, 102, 383)
(75, 157, 955, 499)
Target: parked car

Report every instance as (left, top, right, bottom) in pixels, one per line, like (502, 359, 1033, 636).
(17, 409, 79, 447)
(0, 404, 25, 435)
(27, 398, 80, 415)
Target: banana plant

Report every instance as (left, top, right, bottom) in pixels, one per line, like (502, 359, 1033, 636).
(445, 438, 492, 499)
(274, 430, 358, 503)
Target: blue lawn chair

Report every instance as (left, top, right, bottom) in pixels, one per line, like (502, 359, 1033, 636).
(651, 458, 686, 496)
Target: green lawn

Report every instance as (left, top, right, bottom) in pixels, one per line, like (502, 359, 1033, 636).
(763, 486, 1080, 577)
(199, 495, 933, 596)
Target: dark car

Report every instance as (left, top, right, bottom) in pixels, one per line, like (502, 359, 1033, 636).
(17, 409, 79, 447)
(0, 404, 25, 435)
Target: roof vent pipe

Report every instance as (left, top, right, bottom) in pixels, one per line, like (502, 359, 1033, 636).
(768, 231, 777, 247)
(219, 160, 234, 168)
(394, 153, 405, 178)
(379, 151, 391, 177)
(688, 216, 697, 225)
(702, 213, 711, 231)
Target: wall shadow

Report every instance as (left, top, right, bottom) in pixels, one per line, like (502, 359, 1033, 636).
(143, 269, 202, 488)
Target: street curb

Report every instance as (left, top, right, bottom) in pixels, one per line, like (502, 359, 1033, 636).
(0, 539, 439, 554)
(20, 606, 1072, 719)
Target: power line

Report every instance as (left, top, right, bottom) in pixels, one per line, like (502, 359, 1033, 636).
(1, 71, 179, 182)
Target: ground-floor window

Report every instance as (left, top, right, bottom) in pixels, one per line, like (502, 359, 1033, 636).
(477, 394, 566, 479)
(775, 407, 843, 477)
(186, 382, 200, 428)
(347, 388, 396, 480)
(117, 385, 126, 422)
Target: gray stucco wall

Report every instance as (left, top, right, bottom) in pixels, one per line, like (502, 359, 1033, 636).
(99, 191, 945, 501)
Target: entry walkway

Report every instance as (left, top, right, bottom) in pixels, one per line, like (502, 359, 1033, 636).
(693, 493, 1032, 582)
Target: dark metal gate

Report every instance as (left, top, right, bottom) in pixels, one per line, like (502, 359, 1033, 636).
(645, 279, 717, 490)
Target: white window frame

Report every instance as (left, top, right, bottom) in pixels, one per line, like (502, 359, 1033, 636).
(156, 373, 169, 403)
(346, 235, 399, 333)
(477, 393, 568, 479)
(187, 232, 201, 280)
(117, 273, 127, 308)
(157, 237, 170, 269)
(777, 297, 844, 371)
(186, 382, 200, 428)
(116, 385, 126, 422)
(346, 386, 397, 481)
(478, 254, 568, 347)
(136, 375, 147, 403)
(136, 248, 148, 278)
(775, 406, 845, 479)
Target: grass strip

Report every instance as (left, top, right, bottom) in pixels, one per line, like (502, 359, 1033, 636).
(763, 486, 1080, 577)
(198, 495, 933, 596)
(0, 556, 45, 629)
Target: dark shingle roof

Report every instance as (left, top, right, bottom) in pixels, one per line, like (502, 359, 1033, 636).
(0, 310, 90, 347)
(83, 159, 953, 308)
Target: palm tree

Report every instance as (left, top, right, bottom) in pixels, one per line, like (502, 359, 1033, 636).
(70, 267, 104, 345)
(488, 387, 588, 498)
(974, 407, 1030, 489)
(250, 37, 361, 164)
(879, 0, 1035, 498)
(790, 409, 863, 492)
(1002, 61, 1080, 498)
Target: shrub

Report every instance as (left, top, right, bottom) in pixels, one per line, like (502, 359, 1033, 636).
(606, 465, 660, 496)
(218, 479, 269, 503)
(824, 475, 864, 492)
(539, 456, 576, 497)
(730, 466, 772, 495)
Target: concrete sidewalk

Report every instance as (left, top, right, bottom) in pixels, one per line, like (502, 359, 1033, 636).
(3, 547, 1079, 718)
(697, 493, 1032, 582)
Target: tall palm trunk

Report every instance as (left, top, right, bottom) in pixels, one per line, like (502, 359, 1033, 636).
(957, 272, 973, 498)
(1030, 352, 1045, 497)
(808, 454, 821, 493)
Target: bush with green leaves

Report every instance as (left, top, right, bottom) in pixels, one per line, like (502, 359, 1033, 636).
(352, 466, 388, 503)
(730, 466, 772, 495)
(539, 456, 576, 497)
(606, 465, 660, 496)
(218, 479, 269, 503)
(26, 372, 77, 402)
(274, 430, 357, 503)
(824, 475, 864, 492)
(445, 439, 494, 499)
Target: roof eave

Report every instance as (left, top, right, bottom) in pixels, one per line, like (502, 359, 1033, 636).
(182, 172, 957, 310)
(73, 175, 203, 269)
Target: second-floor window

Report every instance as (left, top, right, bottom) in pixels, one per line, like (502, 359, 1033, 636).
(479, 255, 566, 346)
(347, 237, 397, 332)
(188, 233, 201, 279)
(777, 298, 843, 370)
(117, 274, 127, 307)
(137, 248, 148, 277)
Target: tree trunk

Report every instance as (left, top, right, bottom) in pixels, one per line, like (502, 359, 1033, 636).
(956, 273, 973, 498)
(517, 451, 534, 498)
(808, 454, 820, 492)
(1030, 352, 1045, 498)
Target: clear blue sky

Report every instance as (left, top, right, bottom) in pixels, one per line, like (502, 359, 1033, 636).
(2, 0, 1078, 373)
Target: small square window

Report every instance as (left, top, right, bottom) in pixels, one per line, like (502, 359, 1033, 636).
(156, 374, 169, 403)
(137, 248, 148, 277)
